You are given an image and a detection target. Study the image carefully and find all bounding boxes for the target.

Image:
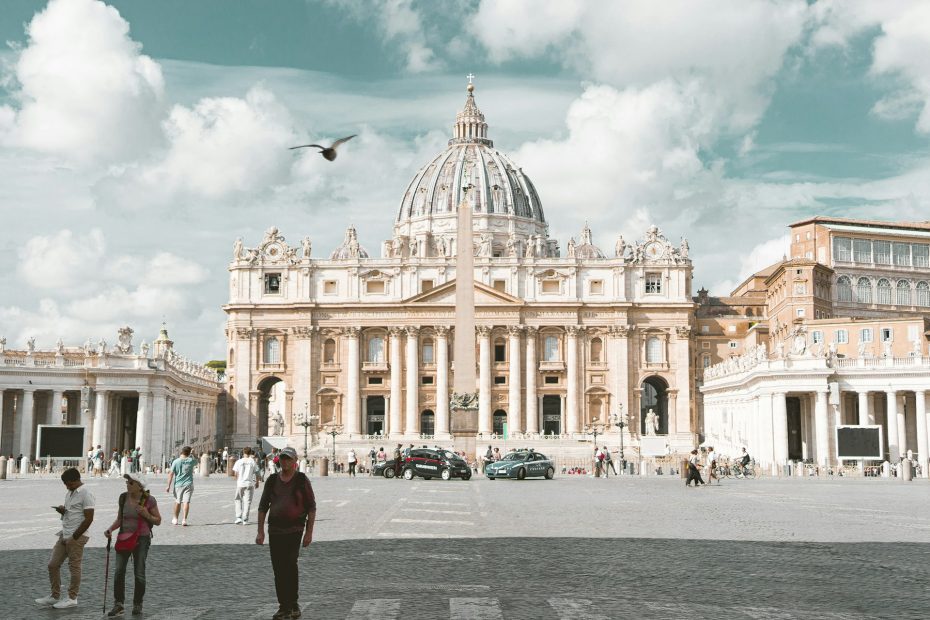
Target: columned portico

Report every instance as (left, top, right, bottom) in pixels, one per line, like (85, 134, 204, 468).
(389, 327, 403, 437)
(524, 327, 538, 435)
(477, 325, 492, 434)
(507, 325, 522, 434)
(434, 327, 450, 438)
(404, 326, 420, 436)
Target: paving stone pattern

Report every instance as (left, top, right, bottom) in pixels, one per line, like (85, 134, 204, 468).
(2, 474, 928, 618)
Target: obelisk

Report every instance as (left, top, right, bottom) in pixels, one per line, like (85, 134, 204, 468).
(450, 182, 479, 443)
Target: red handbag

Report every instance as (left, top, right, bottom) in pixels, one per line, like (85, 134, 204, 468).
(115, 495, 145, 553)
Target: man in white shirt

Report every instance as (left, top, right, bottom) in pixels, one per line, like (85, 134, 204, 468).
(706, 446, 719, 485)
(233, 447, 260, 524)
(36, 468, 95, 609)
(347, 449, 357, 477)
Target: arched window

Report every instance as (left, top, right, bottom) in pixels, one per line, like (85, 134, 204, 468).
(917, 281, 930, 307)
(544, 336, 559, 362)
(836, 276, 853, 302)
(367, 336, 384, 363)
(856, 277, 872, 303)
(422, 338, 434, 364)
(646, 337, 662, 363)
(323, 338, 336, 364)
(590, 337, 603, 363)
(492, 410, 507, 435)
(877, 279, 892, 305)
(228, 348, 235, 368)
(589, 398, 603, 423)
(420, 410, 435, 436)
(264, 337, 280, 364)
(896, 280, 911, 306)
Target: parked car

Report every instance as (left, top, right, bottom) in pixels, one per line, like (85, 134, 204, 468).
(372, 459, 397, 478)
(485, 450, 555, 480)
(402, 448, 472, 481)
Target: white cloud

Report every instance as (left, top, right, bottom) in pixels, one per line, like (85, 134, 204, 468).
(4, 0, 164, 164)
(18, 229, 106, 290)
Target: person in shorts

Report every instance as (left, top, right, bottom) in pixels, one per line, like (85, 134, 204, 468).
(165, 446, 196, 526)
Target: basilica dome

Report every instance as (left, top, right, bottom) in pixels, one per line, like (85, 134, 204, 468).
(394, 82, 546, 242)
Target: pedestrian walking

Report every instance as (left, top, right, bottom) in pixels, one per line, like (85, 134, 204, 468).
(108, 449, 121, 477)
(130, 447, 140, 473)
(35, 468, 95, 609)
(233, 447, 260, 524)
(706, 446, 719, 485)
(686, 449, 705, 487)
(93, 445, 105, 477)
(256, 447, 317, 620)
(86, 445, 95, 474)
(166, 446, 196, 526)
(393, 444, 403, 478)
(593, 447, 604, 478)
(368, 447, 377, 475)
(603, 446, 617, 477)
(347, 449, 357, 476)
(103, 472, 161, 617)
(221, 446, 229, 473)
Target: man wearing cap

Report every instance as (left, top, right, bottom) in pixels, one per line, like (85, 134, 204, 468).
(36, 468, 95, 609)
(256, 447, 316, 620)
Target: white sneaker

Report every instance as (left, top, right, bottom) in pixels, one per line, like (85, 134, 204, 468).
(35, 596, 58, 606)
(234, 518, 243, 525)
(53, 598, 78, 609)
(181, 519, 188, 526)
(171, 517, 178, 525)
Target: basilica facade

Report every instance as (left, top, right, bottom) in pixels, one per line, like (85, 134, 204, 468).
(224, 84, 696, 458)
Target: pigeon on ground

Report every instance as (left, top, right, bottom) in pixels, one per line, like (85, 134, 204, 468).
(289, 134, 357, 161)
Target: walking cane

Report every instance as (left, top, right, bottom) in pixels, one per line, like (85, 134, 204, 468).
(102, 537, 112, 616)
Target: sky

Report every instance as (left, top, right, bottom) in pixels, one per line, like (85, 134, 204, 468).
(2, 0, 930, 362)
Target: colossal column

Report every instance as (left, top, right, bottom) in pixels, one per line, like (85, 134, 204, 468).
(50, 391, 64, 425)
(772, 392, 789, 467)
(435, 327, 450, 438)
(477, 325, 492, 434)
(857, 391, 870, 426)
(886, 390, 900, 461)
(524, 327, 538, 434)
(507, 325, 523, 433)
(345, 327, 360, 435)
(405, 326, 420, 435)
(389, 327, 404, 437)
(814, 390, 830, 466)
(566, 326, 581, 434)
(915, 390, 928, 478)
(92, 389, 107, 448)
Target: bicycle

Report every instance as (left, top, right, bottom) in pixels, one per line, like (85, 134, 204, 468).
(732, 460, 755, 479)
(714, 463, 732, 478)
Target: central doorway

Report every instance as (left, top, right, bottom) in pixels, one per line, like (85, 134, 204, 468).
(366, 395, 385, 435)
(542, 395, 561, 435)
(786, 397, 802, 461)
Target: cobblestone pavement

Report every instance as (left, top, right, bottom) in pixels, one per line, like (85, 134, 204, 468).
(2, 473, 929, 618)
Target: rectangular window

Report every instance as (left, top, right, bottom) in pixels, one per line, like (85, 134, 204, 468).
(835, 329, 848, 344)
(544, 336, 559, 361)
(833, 237, 852, 262)
(881, 328, 893, 342)
(853, 239, 872, 263)
(893, 242, 911, 266)
(421, 376, 434, 385)
(422, 341, 434, 364)
(728, 342, 738, 349)
(811, 330, 823, 344)
(541, 279, 560, 294)
(492, 279, 507, 292)
(701, 325, 709, 333)
(366, 280, 385, 294)
(420, 279, 434, 293)
(860, 328, 873, 343)
(368, 377, 383, 385)
(796, 308, 805, 318)
(874, 240, 891, 265)
(703, 355, 711, 368)
(544, 375, 559, 385)
(913, 244, 929, 268)
(323, 280, 337, 295)
(645, 273, 662, 294)
(908, 325, 919, 341)
(589, 279, 604, 294)
(264, 273, 281, 294)
(493, 376, 506, 385)
(702, 341, 710, 349)
(494, 342, 506, 363)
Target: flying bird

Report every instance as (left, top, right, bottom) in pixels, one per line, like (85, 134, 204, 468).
(289, 134, 357, 161)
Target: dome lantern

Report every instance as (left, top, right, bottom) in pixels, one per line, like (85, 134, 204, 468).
(451, 76, 492, 147)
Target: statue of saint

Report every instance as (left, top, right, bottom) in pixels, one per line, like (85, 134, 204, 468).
(566, 237, 576, 258)
(645, 409, 659, 435)
(615, 235, 627, 258)
(270, 411, 285, 436)
(301, 236, 312, 258)
(26, 336, 36, 354)
(680, 238, 690, 258)
(233, 237, 243, 260)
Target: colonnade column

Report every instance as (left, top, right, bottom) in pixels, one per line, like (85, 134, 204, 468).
(772, 392, 789, 467)
(405, 326, 420, 436)
(434, 327, 450, 438)
(814, 390, 830, 466)
(886, 390, 900, 461)
(18, 389, 36, 457)
(0, 390, 5, 448)
(135, 392, 150, 466)
(50, 391, 64, 426)
(897, 393, 907, 456)
(857, 391, 870, 426)
(345, 327, 360, 435)
(565, 326, 581, 435)
(150, 391, 167, 470)
(915, 390, 928, 478)
(389, 327, 403, 437)
(507, 325, 523, 434)
(524, 328, 538, 435)
(477, 326, 492, 434)
(92, 389, 107, 448)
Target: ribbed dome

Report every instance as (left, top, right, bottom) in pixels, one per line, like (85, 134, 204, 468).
(573, 223, 606, 259)
(330, 225, 370, 260)
(395, 83, 545, 228)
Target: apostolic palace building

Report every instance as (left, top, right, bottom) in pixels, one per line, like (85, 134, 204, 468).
(2, 82, 929, 475)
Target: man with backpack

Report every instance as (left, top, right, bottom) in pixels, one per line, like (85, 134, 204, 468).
(256, 448, 316, 620)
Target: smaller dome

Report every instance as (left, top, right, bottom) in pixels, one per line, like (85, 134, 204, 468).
(330, 225, 370, 260)
(572, 223, 606, 259)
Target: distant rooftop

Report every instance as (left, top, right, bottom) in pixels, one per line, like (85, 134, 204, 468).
(790, 216, 930, 233)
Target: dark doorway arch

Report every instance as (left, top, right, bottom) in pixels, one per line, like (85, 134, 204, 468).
(640, 376, 668, 435)
(257, 376, 284, 438)
(367, 395, 385, 435)
(492, 409, 507, 435)
(420, 409, 435, 436)
(542, 396, 561, 435)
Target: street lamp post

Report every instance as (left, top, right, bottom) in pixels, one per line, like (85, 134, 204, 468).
(294, 403, 317, 463)
(583, 422, 607, 470)
(610, 405, 628, 474)
(327, 425, 343, 465)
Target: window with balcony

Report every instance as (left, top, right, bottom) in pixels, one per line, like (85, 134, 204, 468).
(917, 281, 930, 307)
(896, 280, 911, 306)
(543, 336, 559, 362)
(860, 328, 873, 343)
(646, 337, 662, 363)
(833, 237, 852, 262)
(913, 244, 929, 268)
(853, 239, 872, 263)
(893, 243, 911, 266)
(836, 329, 848, 344)
(264, 337, 281, 364)
(877, 279, 892, 305)
(645, 273, 662, 294)
(856, 277, 872, 303)
(874, 241, 891, 265)
(836, 276, 852, 302)
(264, 273, 281, 294)
(367, 337, 384, 363)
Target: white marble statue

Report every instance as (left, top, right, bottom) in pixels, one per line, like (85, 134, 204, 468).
(270, 411, 285, 436)
(792, 331, 806, 355)
(233, 237, 243, 260)
(56, 338, 64, 355)
(26, 336, 35, 353)
(680, 237, 689, 259)
(566, 237, 576, 258)
(0, 336, 5, 353)
(645, 409, 658, 435)
(140, 340, 150, 357)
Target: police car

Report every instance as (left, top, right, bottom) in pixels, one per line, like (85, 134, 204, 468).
(484, 450, 555, 480)
(402, 448, 472, 481)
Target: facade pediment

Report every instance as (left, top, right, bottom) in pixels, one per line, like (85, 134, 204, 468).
(404, 279, 523, 306)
